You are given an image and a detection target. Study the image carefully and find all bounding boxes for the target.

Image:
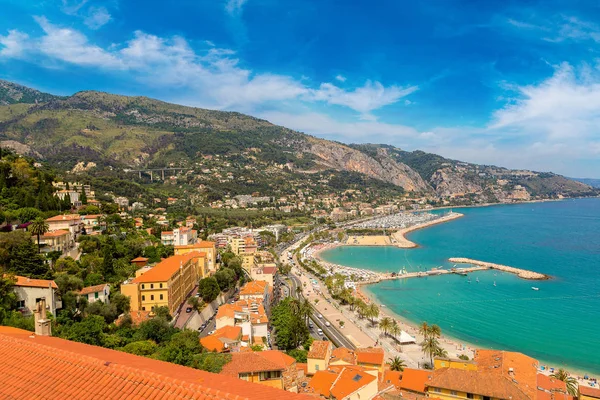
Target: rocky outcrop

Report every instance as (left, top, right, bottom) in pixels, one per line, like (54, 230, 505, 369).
(0, 140, 42, 158)
(430, 168, 483, 197)
(306, 138, 432, 192)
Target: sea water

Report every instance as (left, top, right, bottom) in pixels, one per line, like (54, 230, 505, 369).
(319, 198, 600, 374)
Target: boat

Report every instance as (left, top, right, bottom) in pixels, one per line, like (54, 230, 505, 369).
(532, 287, 540, 291)
(476, 277, 480, 283)
(493, 281, 496, 287)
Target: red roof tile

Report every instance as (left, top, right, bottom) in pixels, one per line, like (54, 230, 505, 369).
(580, 386, 600, 398)
(356, 347, 384, 366)
(10, 275, 58, 289)
(330, 366, 377, 399)
(220, 352, 286, 376)
(0, 326, 309, 400)
(132, 252, 202, 283)
(307, 340, 331, 360)
(400, 368, 432, 394)
(78, 283, 108, 296)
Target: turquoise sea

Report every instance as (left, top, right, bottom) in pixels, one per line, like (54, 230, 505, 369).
(319, 198, 600, 375)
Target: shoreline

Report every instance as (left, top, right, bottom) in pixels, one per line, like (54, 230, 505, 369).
(449, 257, 550, 280)
(391, 212, 464, 248)
(357, 282, 598, 381)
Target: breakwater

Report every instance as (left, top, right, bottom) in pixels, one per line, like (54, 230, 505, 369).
(449, 257, 549, 280)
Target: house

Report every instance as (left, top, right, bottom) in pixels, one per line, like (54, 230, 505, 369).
(215, 300, 269, 344)
(55, 189, 81, 207)
(162, 227, 198, 246)
(306, 365, 378, 400)
(250, 265, 277, 288)
(200, 325, 243, 353)
(130, 256, 149, 268)
(174, 241, 217, 272)
(78, 283, 110, 304)
(36, 229, 72, 253)
(239, 280, 270, 309)
(80, 214, 104, 232)
(220, 351, 299, 392)
(0, 326, 311, 400)
(426, 350, 540, 400)
(330, 347, 357, 366)
(580, 386, 600, 400)
(10, 275, 61, 315)
(307, 340, 333, 375)
(356, 347, 385, 373)
(120, 252, 205, 315)
(45, 214, 82, 238)
(399, 368, 433, 395)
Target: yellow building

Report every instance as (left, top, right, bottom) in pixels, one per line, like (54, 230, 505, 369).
(242, 254, 256, 273)
(355, 347, 385, 374)
(221, 352, 290, 391)
(307, 340, 332, 375)
(228, 237, 246, 255)
(121, 252, 204, 315)
(434, 358, 478, 371)
(174, 241, 217, 272)
(35, 230, 71, 253)
(580, 386, 600, 400)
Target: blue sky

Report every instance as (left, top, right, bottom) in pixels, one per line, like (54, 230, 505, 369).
(1, 0, 600, 177)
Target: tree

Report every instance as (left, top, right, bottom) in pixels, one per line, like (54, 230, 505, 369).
(134, 317, 176, 344)
(198, 277, 221, 303)
(155, 330, 202, 366)
(379, 317, 392, 336)
(214, 268, 236, 291)
(8, 239, 50, 278)
(54, 273, 84, 296)
(121, 340, 158, 356)
(110, 291, 131, 315)
(367, 303, 379, 326)
(29, 217, 49, 252)
(271, 298, 309, 350)
(0, 275, 17, 324)
(420, 336, 440, 367)
(551, 368, 578, 396)
(80, 187, 88, 205)
(62, 315, 106, 346)
(388, 356, 406, 372)
(190, 353, 232, 373)
(288, 349, 308, 363)
(17, 207, 41, 223)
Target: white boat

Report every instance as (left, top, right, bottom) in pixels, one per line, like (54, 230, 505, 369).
(532, 287, 540, 291)
(476, 277, 480, 283)
(493, 281, 496, 287)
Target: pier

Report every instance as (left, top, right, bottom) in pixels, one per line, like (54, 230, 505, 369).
(449, 258, 549, 280)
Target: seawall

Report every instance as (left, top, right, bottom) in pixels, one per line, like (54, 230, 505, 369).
(449, 257, 549, 280)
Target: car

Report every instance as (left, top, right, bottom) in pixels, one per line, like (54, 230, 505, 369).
(325, 321, 331, 327)
(194, 293, 201, 298)
(317, 314, 323, 319)
(308, 322, 314, 328)
(322, 336, 328, 341)
(208, 330, 215, 335)
(185, 307, 192, 313)
(317, 328, 323, 335)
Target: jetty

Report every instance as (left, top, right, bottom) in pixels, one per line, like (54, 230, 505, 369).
(449, 258, 549, 280)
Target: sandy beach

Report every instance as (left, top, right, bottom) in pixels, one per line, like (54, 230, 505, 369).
(391, 212, 464, 248)
(345, 235, 392, 246)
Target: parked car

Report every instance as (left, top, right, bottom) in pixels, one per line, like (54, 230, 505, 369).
(308, 322, 314, 329)
(325, 321, 331, 327)
(317, 328, 323, 335)
(208, 330, 215, 335)
(186, 307, 192, 313)
(317, 314, 323, 319)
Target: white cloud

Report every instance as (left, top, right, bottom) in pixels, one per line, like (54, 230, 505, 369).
(61, 0, 89, 15)
(225, 0, 247, 15)
(33, 16, 122, 68)
(0, 17, 414, 114)
(506, 15, 600, 43)
(0, 30, 30, 58)
(311, 81, 418, 119)
(335, 74, 346, 82)
(84, 6, 111, 30)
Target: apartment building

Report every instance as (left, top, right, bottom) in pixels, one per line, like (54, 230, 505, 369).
(174, 240, 217, 272)
(11, 275, 61, 315)
(121, 252, 204, 315)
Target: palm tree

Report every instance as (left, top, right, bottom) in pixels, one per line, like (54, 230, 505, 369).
(379, 317, 392, 336)
(419, 322, 430, 339)
(551, 368, 578, 396)
(421, 336, 440, 366)
(388, 356, 406, 372)
(434, 346, 448, 359)
(390, 321, 402, 351)
(419, 321, 442, 340)
(367, 303, 379, 326)
(29, 217, 49, 253)
(429, 324, 442, 338)
(301, 298, 312, 324)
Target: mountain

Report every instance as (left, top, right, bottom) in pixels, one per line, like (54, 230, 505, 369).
(0, 80, 595, 204)
(571, 178, 600, 188)
(0, 80, 60, 105)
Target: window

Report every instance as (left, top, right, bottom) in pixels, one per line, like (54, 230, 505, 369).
(483, 397, 491, 400)
(160, 283, 163, 288)
(95, 292, 99, 299)
(467, 394, 474, 399)
(16, 300, 25, 308)
(315, 365, 320, 371)
(259, 371, 281, 381)
(451, 391, 457, 396)
(238, 373, 250, 381)
(142, 295, 145, 301)
(150, 284, 154, 289)
(433, 388, 441, 393)
(160, 294, 163, 300)
(141, 284, 145, 289)
(142, 307, 145, 311)
(151, 295, 154, 301)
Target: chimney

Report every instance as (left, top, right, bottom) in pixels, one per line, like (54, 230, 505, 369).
(34, 298, 52, 336)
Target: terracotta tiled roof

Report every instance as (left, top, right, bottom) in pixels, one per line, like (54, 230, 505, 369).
(131, 256, 149, 262)
(161, 231, 174, 236)
(308, 370, 338, 397)
(176, 241, 216, 249)
(46, 214, 80, 222)
(297, 363, 308, 375)
(580, 386, 600, 398)
(258, 350, 296, 367)
(537, 374, 567, 393)
(330, 347, 357, 365)
(78, 283, 108, 296)
(41, 229, 70, 238)
(220, 352, 285, 376)
(400, 368, 432, 393)
(132, 252, 203, 283)
(0, 326, 310, 400)
(474, 349, 538, 400)
(356, 347, 384, 366)
(330, 366, 377, 399)
(307, 340, 331, 360)
(201, 326, 243, 352)
(383, 370, 403, 389)
(427, 368, 531, 400)
(201, 335, 227, 353)
(11, 275, 58, 289)
(240, 280, 268, 296)
(261, 266, 277, 275)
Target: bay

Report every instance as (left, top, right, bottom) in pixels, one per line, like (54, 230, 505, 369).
(319, 198, 600, 374)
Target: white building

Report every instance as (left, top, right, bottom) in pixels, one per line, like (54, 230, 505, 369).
(161, 227, 198, 246)
(78, 283, 110, 304)
(12, 276, 61, 316)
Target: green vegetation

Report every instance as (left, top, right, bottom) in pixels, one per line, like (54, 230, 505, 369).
(388, 356, 406, 372)
(550, 368, 578, 396)
(419, 322, 444, 367)
(271, 298, 311, 351)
